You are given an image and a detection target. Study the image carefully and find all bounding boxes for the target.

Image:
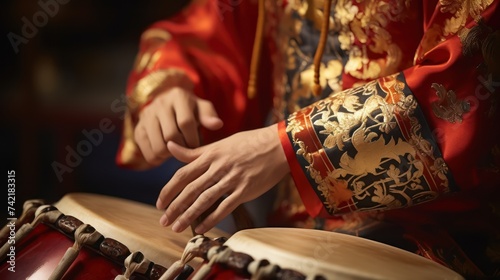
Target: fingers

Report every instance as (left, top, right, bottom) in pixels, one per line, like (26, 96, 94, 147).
(197, 99, 223, 131)
(167, 141, 203, 163)
(146, 116, 170, 159)
(194, 193, 240, 234)
(155, 153, 210, 210)
(134, 123, 163, 166)
(157, 108, 186, 149)
(134, 88, 222, 167)
(157, 155, 232, 233)
(174, 96, 201, 148)
(135, 114, 178, 165)
(165, 176, 224, 232)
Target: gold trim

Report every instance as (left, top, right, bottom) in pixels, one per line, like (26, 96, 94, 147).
(128, 68, 193, 113)
(119, 111, 150, 170)
(430, 83, 470, 123)
(141, 28, 172, 42)
(134, 29, 172, 74)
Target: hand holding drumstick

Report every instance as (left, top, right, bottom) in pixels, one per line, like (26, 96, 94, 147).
(156, 124, 290, 234)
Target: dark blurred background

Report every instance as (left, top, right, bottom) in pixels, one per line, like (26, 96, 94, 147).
(0, 0, 192, 217)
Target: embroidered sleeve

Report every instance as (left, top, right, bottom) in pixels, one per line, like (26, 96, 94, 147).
(280, 1, 500, 218)
(281, 73, 453, 217)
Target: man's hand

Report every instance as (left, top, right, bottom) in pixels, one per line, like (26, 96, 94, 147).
(156, 124, 290, 234)
(134, 87, 223, 166)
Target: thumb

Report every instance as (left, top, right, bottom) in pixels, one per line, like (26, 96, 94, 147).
(197, 100, 223, 131)
(167, 141, 203, 163)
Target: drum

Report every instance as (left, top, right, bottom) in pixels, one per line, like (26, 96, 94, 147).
(0, 193, 227, 280)
(0, 193, 465, 279)
(177, 228, 465, 280)
(211, 228, 466, 279)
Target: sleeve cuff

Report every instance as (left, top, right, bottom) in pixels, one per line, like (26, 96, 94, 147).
(278, 121, 328, 217)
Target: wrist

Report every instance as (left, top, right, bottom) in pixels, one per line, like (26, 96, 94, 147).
(267, 124, 290, 175)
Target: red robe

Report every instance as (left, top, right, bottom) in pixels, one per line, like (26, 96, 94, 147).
(117, 0, 500, 278)
(116, 0, 278, 169)
(276, 1, 500, 278)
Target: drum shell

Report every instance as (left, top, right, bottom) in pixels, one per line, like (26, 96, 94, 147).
(0, 193, 229, 280)
(0, 224, 123, 280)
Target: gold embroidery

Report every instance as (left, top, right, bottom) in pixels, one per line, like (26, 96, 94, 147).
(441, 0, 494, 36)
(128, 69, 193, 113)
(344, 45, 383, 80)
(287, 74, 450, 213)
(331, 122, 416, 179)
(118, 111, 150, 170)
(430, 83, 471, 123)
(289, 60, 343, 112)
(133, 29, 171, 74)
(416, 0, 494, 63)
(141, 28, 172, 42)
(322, 178, 353, 209)
(336, 0, 409, 80)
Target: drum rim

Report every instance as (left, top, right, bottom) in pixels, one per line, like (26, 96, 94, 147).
(223, 227, 465, 280)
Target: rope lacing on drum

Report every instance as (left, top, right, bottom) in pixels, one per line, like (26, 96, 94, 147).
(49, 224, 103, 280)
(0, 199, 44, 244)
(0, 204, 60, 261)
(160, 235, 218, 280)
(191, 243, 235, 280)
(115, 251, 152, 280)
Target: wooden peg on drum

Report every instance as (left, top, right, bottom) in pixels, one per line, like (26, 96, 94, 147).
(0, 193, 229, 279)
(169, 234, 321, 280)
(0, 198, 44, 245)
(49, 224, 103, 280)
(160, 235, 226, 280)
(0, 204, 62, 261)
(115, 251, 151, 280)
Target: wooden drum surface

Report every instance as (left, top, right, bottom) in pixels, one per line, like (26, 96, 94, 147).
(223, 228, 464, 280)
(54, 193, 228, 268)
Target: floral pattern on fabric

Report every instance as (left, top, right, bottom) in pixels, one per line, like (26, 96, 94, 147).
(285, 72, 454, 214)
(281, 0, 421, 118)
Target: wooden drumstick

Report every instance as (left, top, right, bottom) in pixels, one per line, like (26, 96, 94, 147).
(190, 197, 254, 236)
(0, 205, 61, 261)
(0, 199, 44, 245)
(232, 204, 255, 232)
(189, 197, 224, 236)
(49, 224, 102, 280)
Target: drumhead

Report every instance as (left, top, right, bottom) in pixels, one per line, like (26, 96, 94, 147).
(223, 228, 464, 280)
(54, 193, 228, 268)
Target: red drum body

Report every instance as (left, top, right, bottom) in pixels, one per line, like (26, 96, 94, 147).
(0, 193, 227, 280)
(169, 228, 464, 280)
(0, 193, 465, 279)
(0, 224, 122, 279)
(219, 228, 465, 280)
(184, 228, 465, 280)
